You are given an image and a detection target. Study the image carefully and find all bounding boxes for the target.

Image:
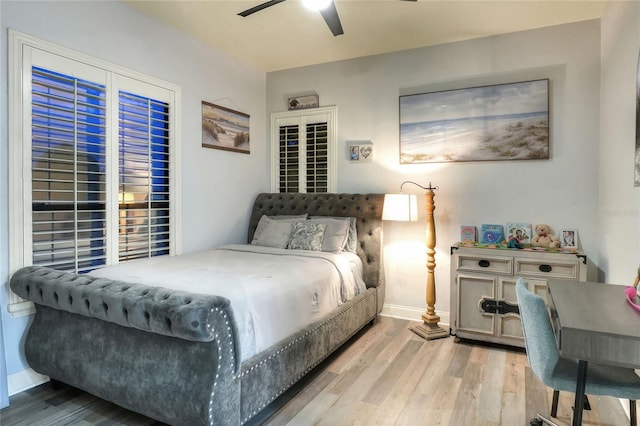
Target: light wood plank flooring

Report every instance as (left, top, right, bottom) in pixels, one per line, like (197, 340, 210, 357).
(1, 316, 634, 425)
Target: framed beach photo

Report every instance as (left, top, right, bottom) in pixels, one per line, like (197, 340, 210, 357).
(560, 228, 578, 249)
(202, 101, 250, 154)
(399, 79, 549, 163)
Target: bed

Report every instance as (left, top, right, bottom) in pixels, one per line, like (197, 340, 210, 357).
(10, 192, 385, 425)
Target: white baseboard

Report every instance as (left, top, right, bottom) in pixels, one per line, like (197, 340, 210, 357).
(381, 303, 450, 328)
(8, 368, 49, 396)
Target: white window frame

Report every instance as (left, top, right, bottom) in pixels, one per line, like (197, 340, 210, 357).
(7, 30, 182, 317)
(270, 106, 337, 193)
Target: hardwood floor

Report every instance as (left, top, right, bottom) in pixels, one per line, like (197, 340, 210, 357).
(1, 316, 633, 425)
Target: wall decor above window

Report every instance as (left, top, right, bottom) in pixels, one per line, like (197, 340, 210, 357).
(202, 101, 250, 154)
(288, 94, 319, 111)
(400, 79, 549, 164)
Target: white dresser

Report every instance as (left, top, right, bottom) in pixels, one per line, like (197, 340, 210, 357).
(450, 243, 587, 347)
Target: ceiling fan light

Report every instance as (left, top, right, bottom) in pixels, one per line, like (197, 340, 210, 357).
(301, 0, 332, 11)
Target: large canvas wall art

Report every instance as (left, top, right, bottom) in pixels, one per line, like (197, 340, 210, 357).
(635, 50, 640, 186)
(400, 79, 549, 163)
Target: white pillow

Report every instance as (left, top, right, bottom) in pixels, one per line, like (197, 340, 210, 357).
(310, 216, 357, 253)
(288, 222, 327, 251)
(307, 217, 351, 253)
(251, 215, 301, 248)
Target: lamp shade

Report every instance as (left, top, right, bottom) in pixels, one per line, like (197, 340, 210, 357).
(382, 193, 419, 222)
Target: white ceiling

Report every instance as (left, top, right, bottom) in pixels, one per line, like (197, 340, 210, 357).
(123, 0, 607, 72)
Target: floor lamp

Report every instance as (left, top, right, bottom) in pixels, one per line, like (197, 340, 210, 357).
(383, 181, 449, 340)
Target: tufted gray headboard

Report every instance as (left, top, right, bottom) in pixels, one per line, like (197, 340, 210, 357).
(247, 193, 385, 290)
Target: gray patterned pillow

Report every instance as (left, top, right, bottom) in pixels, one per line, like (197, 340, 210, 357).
(288, 222, 327, 251)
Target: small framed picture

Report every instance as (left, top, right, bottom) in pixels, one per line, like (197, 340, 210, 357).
(287, 94, 319, 110)
(460, 225, 477, 243)
(347, 141, 373, 162)
(480, 224, 504, 245)
(560, 228, 578, 249)
(506, 222, 532, 245)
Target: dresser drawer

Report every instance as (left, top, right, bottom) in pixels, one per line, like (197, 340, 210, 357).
(456, 254, 513, 275)
(515, 258, 579, 280)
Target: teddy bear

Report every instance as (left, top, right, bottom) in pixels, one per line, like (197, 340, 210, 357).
(531, 224, 560, 248)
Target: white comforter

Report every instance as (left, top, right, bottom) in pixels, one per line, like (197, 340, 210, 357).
(89, 244, 366, 361)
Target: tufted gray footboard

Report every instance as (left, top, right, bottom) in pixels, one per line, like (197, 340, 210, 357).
(11, 266, 241, 426)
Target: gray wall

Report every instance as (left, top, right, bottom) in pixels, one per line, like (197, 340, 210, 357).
(267, 20, 602, 320)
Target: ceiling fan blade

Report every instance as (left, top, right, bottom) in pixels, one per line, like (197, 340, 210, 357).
(319, 1, 344, 36)
(238, 0, 287, 17)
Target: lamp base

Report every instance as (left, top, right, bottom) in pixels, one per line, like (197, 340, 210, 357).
(409, 322, 449, 341)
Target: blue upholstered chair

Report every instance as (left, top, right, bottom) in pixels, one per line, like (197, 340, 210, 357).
(516, 278, 640, 426)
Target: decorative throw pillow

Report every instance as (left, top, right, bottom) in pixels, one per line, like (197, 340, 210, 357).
(307, 217, 351, 253)
(310, 216, 358, 253)
(251, 215, 300, 248)
(288, 222, 327, 251)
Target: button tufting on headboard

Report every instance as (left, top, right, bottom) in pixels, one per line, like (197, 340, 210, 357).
(247, 193, 385, 290)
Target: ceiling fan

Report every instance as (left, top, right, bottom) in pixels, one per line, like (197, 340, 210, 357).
(238, 0, 417, 37)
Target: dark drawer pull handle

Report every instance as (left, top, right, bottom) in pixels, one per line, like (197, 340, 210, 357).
(539, 264, 552, 273)
(478, 260, 491, 268)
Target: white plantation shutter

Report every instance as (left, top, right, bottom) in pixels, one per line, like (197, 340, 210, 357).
(278, 124, 300, 192)
(8, 32, 180, 315)
(305, 121, 328, 192)
(271, 106, 337, 193)
(31, 67, 108, 273)
(118, 91, 171, 261)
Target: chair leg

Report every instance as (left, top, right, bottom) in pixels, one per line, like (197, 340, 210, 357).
(630, 400, 636, 426)
(551, 390, 559, 417)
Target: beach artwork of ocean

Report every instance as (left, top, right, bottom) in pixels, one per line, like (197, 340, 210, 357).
(400, 79, 549, 163)
(202, 101, 250, 154)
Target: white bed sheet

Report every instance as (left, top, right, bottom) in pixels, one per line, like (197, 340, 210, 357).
(89, 244, 366, 362)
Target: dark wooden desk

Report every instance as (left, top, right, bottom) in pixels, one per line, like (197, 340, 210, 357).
(547, 280, 640, 426)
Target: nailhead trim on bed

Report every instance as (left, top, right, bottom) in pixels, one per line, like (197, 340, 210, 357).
(206, 307, 237, 425)
(239, 290, 376, 423)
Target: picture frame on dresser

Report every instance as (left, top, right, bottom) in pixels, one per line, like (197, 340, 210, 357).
(560, 228, 578, 249)
(506, 222, 532, 245)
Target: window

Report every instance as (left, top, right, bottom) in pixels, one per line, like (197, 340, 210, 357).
(8, 31, 181, 316)
(271, 106, 337, 193)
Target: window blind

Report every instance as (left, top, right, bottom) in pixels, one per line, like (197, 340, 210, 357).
(30, 68, 172, 270)
(118, 91, 170, 261)
(278, 124, 300, 193)
(31, 66, 107, 273)
(305, 121, 328, 193)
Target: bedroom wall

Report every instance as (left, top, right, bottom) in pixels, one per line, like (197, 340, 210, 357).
(598, 0, 640, 285)
(266, 20, 602, 322)
(0, 0, 267, 401)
